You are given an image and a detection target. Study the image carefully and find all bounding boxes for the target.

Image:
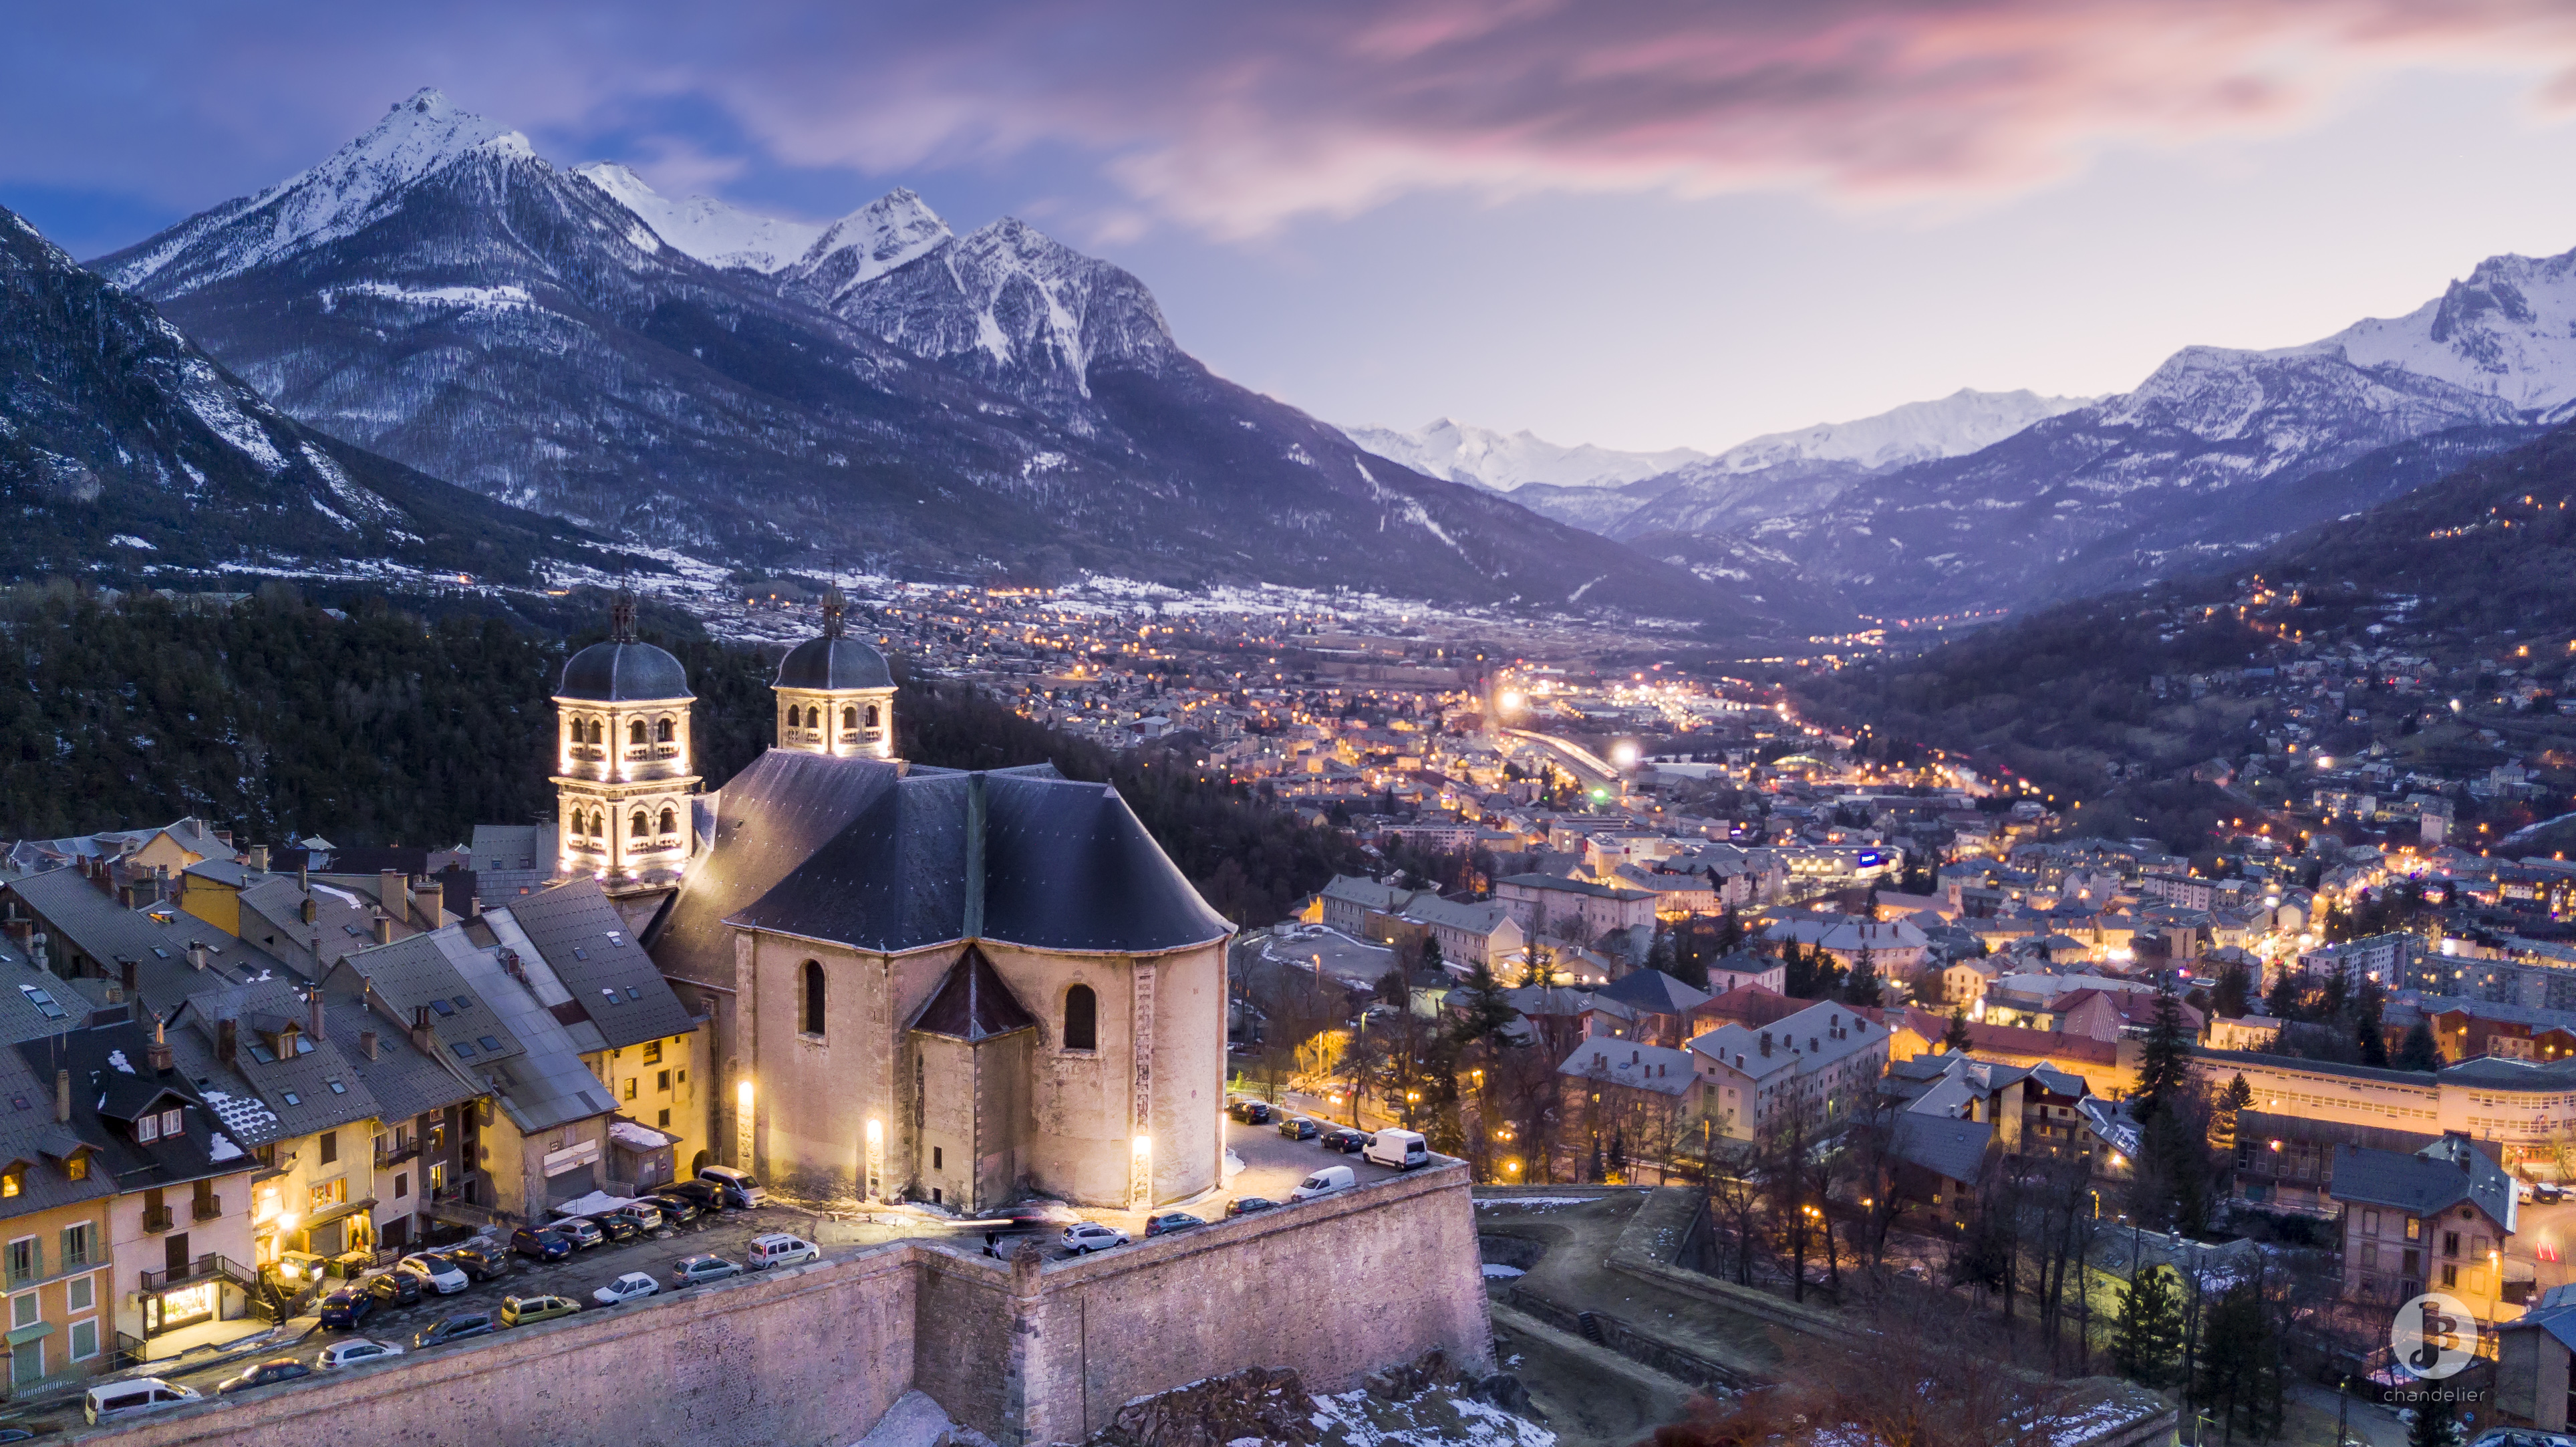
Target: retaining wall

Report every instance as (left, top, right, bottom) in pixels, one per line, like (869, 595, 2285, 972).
(72, 1162, 1486, 1447)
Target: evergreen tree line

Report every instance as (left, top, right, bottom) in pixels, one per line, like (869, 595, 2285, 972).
(0, 590, 1362, 927)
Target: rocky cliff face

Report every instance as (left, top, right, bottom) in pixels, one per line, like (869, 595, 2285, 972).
(3, 201, 603, 581)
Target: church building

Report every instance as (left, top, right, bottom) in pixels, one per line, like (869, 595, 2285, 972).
(559, 594, 1233, 1213)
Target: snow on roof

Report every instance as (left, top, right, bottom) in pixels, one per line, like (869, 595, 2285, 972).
(607, 1120, 676, 1150)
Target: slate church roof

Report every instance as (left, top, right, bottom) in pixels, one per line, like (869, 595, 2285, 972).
(652, 750, 1230, 979)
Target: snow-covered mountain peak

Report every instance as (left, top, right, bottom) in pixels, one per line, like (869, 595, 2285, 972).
(1338, 418, 1709, 491)
(101, 88, 527, 295)
(571, 162, 823, 273)
(1700, 388, 2094, 475)
(786, 188, 951, 299)
(2281, 244, 2576, 416)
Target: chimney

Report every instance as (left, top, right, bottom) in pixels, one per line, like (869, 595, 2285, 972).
(373, 916, 394, 946)
(308, 988, 327, 1042)
(416, 878, 444, 927)
(381, 870, 408, 925)
(410, 1005, 436, 1054)
(301, 898, 318, 926)
(248, 845, 269, 874)
(360, 1029, 380, 1061)
(217, 1017, 237, 1067)
(120, 958, 136, 997)
(1760, 1032, 1773, 1057)
(186, 941, 208, 970)
(53, 1069, 68, 1124)
(299, 864, 309, 892)
(146, 1013, 173, 1073)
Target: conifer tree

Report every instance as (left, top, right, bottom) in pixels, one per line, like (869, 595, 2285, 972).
(1943, 1006, 1973, 1053)
(1843, 946, 1883, 1008)
(2396, 1021, 2443, 1072)
(2134, 977, 2192, 1122)
(2113, 1265, 2184, 1388)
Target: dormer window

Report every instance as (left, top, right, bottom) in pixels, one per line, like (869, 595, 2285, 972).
(159, 1108, 180, 1138)
(0, 1168, 17, 1198)
(136, 1113, 160, 1144)
(63, 1152, 86, 1182)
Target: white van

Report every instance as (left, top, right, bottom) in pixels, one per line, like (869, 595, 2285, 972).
(1363, 1129, 1429, 1171)
(86, 1378, 200, 1425)
(698, 1164, 768, 1208)
(746, 1232, 819, 1269)
(1288, 1165, 1355, 1202)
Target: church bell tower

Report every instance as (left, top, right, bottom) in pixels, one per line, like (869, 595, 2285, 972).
(773, 586, 897, 761)
(551, 594, 702, 886)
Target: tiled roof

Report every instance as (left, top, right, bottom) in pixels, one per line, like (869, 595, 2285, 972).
(492, 878, 693, 1049)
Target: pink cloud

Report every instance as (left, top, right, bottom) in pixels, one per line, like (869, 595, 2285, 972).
(18, 0, 2576, 239)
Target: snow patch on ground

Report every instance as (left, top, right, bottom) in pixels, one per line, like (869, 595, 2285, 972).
(1479, 1264, 1525, 1279)
(844, 1389, 993, 1447)
(1310, 1386, 1556, 1447)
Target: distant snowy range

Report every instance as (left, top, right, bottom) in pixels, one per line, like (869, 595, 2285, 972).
(18, 86, 2576, 636)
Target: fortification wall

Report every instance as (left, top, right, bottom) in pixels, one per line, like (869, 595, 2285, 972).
(77, 1244, 919, 1447)
(71, 1164, 1486, 1447)
(1014, 1161, 1489, 1443)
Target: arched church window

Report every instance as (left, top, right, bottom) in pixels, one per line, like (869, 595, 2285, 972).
(589, 719, 605, 745)
(1063, 984, 1097, 1051)
(785, 705, 803, 729)
(658, 808, 678, 835)
(629, 718, 648, 746)
(801, 960, 827, 1037)
(865, 703, 881, 729)
(843, 706, 857, 731)
(630, 809, 650, 838)
(589, 811, 605, 838)
(567, 720, 581, 746)
(658, 717, 676, 743)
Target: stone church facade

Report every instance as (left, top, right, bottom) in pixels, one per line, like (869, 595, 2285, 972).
(567, 598, 1231, 1212)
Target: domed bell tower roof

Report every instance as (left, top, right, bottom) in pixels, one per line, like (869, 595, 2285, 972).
(774, 585, 891, 691)
(559, 590, 693, 701)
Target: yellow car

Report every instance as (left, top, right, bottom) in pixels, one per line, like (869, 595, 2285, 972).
(498, 1294, 581, 1327)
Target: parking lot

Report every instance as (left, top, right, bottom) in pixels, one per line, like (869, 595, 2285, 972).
(7, 1122, 1428, 1429)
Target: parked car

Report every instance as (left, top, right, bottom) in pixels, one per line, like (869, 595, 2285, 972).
(593, 1271, 662, 1307)
(217, 1359, 312, 1395)
(509, 1226, 573, 1261)
(640, 1193, 702, 1226)
(990, 1198, 1081, 1232)
(1060, 1222, 1130, 1255)
(699, 1164, 768, 1208)
(1276, 1115, 1320, 1140)
(84, 1379, 198, 1426)
(395, 1254, 470, 1295)
(1228, 1099, 1273, 1124)
(1319, 1128, 1368, 1154)
(315, 1337, 404, 1370)
(1289, 1165, 1356, 1203)
(672, 1254, 744, 1287)
(1363, 1129, 1429, 1171)
(594, 1210, 647, 1242)
(500, 1293, 582, 1327)
(446, 1243, 511, 1282)
(553, 1216, 607, 1249)
(662, 1180, 727, 1214)
(413, 1312, 496, 1349)
(364, 1270, 423, 1307)
(1144, 1212, 1205, 1237)
(2541, 1182, 2567, 1205)
(1226, 1197, 1280, 1218)
(746, 1233, 819, 1269)
(316, 1288, 376, 1329)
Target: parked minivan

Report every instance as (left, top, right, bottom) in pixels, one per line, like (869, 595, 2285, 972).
(1288, 1165, 1355, 1202)
(86, 1379, 199, 1426)
(746, 1232, 819, 1269)
(1363, 1129, 1429, 1170)
(699, 1164, 768, 1208)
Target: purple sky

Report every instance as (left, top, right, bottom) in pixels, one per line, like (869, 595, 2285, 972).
(15, 1, 2576, 451)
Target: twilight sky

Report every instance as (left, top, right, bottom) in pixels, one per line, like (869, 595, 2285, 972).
(15, 1, 2576, 452)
